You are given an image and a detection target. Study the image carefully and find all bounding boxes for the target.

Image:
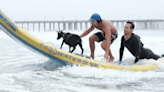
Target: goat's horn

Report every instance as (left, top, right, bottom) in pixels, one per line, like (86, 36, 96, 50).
(58, 29, 63, 32)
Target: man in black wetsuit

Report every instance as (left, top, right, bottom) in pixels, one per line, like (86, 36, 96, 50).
(119, 21, 160, 64)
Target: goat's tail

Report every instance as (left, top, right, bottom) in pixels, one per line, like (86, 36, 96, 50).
(77, 38, 82, 43)
(162, 54, 164, 57)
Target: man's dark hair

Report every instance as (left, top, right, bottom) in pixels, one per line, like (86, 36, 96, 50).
(127, 21, 135, 29)
(96, 19, 102, 24)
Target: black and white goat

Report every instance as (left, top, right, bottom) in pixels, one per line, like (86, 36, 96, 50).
(56, 30, 84, 54)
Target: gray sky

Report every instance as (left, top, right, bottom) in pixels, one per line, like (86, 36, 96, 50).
(1, 0, 164, 21)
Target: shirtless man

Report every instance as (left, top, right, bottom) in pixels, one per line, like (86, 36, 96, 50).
(119, 21, 161, 63)
(80, 13, 118, 62)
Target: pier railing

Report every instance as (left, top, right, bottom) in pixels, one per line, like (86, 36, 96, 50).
(1, 20, 164, 31)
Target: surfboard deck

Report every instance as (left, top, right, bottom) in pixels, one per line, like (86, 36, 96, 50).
(73, 53, 136, 66)
(74, 53, 91, 59)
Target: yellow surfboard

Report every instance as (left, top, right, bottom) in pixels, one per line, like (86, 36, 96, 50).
(0, 9, 163, 71)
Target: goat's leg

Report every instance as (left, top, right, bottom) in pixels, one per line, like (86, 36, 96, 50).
(79, 43, 84, 54)
(60, 41, 64, 49)
(69, 46, 71, 52)
(71, 46, 76, 53)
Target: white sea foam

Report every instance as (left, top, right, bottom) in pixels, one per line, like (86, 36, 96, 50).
(0, 30, 164, 92)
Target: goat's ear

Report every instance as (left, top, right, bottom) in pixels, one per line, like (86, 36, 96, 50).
(55, 30, 59, 33)
(58, 29, 64, 33)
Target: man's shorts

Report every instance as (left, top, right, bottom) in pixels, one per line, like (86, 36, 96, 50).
(94, 32, 118, 44)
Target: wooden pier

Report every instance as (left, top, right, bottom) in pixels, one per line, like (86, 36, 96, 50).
(1, 20, 164, 31)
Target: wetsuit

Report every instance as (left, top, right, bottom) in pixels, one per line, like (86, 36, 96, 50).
(119, 33, 160, 63)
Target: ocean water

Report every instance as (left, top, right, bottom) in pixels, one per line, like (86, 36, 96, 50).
(0, 29, 164, 92)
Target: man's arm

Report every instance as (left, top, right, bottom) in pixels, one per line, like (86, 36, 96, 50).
(80, 25, 94, 38)
(134, 37, 142, 63)
(119, 36, 125, 62)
